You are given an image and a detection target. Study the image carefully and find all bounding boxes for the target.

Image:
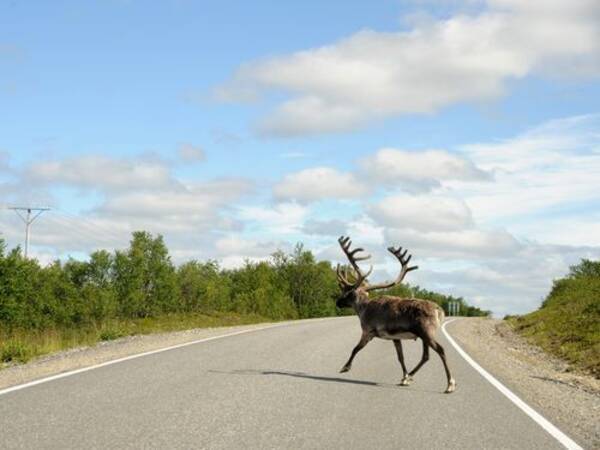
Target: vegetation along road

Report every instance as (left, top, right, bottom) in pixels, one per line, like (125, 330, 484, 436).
(0, 316, 581, 450)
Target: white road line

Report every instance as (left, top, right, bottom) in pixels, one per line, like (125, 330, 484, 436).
(0, 322, 295, 397)
(442, 318, 584, 450)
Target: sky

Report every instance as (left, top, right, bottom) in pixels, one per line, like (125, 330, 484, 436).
(1, 0, 600, 316)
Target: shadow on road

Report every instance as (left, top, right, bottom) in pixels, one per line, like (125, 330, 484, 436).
(208, 369, 397, 388)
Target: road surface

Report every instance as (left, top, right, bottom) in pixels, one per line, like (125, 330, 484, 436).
(0, 317, 574, 449)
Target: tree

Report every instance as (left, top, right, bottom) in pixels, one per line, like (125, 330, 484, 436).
(229, 260, 297, 319)
(177, 260, 231, 312)
(272, 244, 338, 318)
(113, 232, 178, 317)
(568, 259, 600, 279)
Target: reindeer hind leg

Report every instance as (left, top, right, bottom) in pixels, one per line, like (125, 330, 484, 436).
(429, 338, 456, 393)
(401, 339, 429, 386)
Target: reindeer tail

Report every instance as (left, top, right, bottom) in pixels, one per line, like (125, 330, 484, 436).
(436, 306, 446, 328)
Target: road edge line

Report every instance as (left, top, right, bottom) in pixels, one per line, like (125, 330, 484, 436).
(0, 318, 329, 397)
(442, 318, 583, 450)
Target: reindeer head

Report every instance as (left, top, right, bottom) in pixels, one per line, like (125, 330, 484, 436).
(335, 235, 418, 308)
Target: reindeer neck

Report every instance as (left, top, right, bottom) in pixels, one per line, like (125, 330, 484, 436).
(352, 289, 370, 314)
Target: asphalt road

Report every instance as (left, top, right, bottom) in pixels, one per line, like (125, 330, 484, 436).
(0, 317, 568, 449)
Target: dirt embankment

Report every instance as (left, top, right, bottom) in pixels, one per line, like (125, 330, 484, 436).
(447, 318, 600, 450)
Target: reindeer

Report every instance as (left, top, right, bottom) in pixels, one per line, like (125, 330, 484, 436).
(335, 236, 456, 394)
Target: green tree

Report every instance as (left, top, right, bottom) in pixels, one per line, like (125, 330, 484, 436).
(177, 260, 231, 312)
(113, 231, 178, 317)
(0, 243, 41, 329)
(272, 245, 338, 318)
(229, 260, 297, 319)
(568, 259, 600, 279)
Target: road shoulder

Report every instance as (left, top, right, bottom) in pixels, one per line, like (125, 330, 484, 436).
(0, 320, 298, 391)
(446, 318, 599, 450)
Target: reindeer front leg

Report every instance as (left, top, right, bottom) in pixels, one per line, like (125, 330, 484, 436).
(393, 339, 410, 385)
(340, 331, 372, 373)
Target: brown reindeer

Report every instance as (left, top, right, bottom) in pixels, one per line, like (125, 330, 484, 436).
(336, 236, 456, 393)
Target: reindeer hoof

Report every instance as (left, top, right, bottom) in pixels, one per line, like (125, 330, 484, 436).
(444, 379, 456, 394)
(339, 365, 350, 373)
(399, 375, 413, 386)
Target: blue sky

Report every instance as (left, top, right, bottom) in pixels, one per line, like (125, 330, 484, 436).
(1, 0, 600, 316)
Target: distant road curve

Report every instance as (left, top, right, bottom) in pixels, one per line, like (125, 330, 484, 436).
(0, 317, 583, 449)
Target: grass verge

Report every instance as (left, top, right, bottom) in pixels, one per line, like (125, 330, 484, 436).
(0, 311, 271, 368)
(507, 276, 600, 378)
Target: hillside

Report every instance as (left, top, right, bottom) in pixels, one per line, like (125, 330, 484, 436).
(508, 259, 600, 378)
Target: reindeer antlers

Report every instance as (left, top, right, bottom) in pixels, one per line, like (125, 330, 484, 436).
(336, 236, 373, 289)
(387, 246, 418, 273)
(364, 245, 418, 292)
(336, 236, 419, 292)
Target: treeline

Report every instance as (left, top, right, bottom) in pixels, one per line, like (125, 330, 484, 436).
(0, 231, 487, 333)
(0, 232, 339, 331)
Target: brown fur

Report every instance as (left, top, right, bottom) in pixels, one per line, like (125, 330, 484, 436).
(365, 297, 440, 336)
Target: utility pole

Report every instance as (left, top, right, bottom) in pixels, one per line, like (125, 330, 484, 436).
(9, 206, 50, 258)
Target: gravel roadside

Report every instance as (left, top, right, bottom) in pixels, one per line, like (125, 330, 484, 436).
(447, 317, 600, 450)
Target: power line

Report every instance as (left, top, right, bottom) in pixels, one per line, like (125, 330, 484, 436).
(8, 206, 50, 258)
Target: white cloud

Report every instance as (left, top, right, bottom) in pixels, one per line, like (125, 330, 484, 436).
(99, 179, 251, 217)
(385, 227, 521, 259)
(218, 0, 600, 135)
(214, 235, 291, 269)
(416, 242, 600, 316)
(273, 167, 369, 203)
(455, 114, 600, 225)
(369, 193, 474, 231)
(27, 154, 175, 192)
(357, 114, 600, 315)
(1, 152, 253, 260)
(361, 148, 489, 191)
(238, 202, 308, 234)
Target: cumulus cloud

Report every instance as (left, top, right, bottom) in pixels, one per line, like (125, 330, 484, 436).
(273, 167, 369, 203)
(455, 114, 600, 225)
(238, 202, 308, 234)
(416, 242, 600, 316)
(360, 114, 600, 315)
(369, 194, 474, 231)
(1, 152, 254, 260)
(361, 148, 489, 192)
(217, 0, 600, 135)
(27, 154, 175, 192)
(214, 235, 291, 268)
(384, 227, 521, 259)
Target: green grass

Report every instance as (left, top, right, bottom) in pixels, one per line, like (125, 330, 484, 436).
(507, 277, 600, 378)
(0, 311, 272, 367)
(0, 339, 33, 363)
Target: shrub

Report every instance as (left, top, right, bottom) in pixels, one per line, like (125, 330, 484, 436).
(1, 339, 33, 363)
